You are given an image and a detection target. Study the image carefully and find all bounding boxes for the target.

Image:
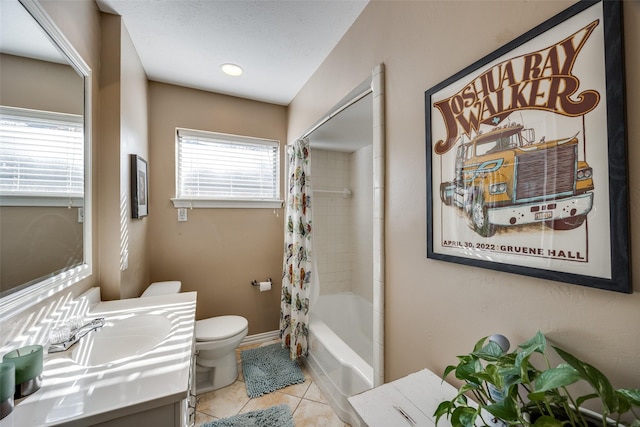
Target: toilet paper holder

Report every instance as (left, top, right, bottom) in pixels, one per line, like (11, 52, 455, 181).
(251, 278, 272, 287)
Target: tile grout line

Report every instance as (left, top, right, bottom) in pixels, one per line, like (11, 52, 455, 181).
(290, 390, 304, 418)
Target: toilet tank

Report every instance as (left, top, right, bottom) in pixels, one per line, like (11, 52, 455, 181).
(141, 281, 182, 297)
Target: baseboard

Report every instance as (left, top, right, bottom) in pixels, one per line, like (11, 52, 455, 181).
(241, 329, 279, 346)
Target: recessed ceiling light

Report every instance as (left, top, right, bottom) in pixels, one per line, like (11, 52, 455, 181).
(221, 63, 243, 77)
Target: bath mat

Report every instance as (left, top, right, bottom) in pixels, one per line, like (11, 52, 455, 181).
(241, 343, 305, 398)
(202, 404, 294, 427)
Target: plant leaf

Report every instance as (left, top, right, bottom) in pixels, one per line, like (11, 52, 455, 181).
(498, 363, 525, 391)
(514, 335, 544, 385)
(528, 390, 568, 406)
(473, 341, 505, 361)
(516, 353, 536, 384)
(473, 336, 489, 352)
(615, 393, 631, 413)
(532, 415, 565, 427)
(485, 398, 519, 421)
(519, 331, 547, 354)
(443, 364, 457, 379)
(454, 393, 469, 405)
(618, 388, 640, 407)
(455, 358, 482, 383)
(553, 346, 618, 413)
(527, 391, 546, 402)
(452, 406, 478, 427)
(471, 364, 502, 389)
(434, 400, 454, 424)
(575, 392, 598, 408)
(534, 364, 581, 392)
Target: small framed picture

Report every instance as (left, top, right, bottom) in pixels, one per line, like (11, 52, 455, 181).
(131, 154, 148, 218)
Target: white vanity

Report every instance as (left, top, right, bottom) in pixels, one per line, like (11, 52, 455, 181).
(0, 290, 197, 427)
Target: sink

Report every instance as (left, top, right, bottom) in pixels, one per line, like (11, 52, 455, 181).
(70, 314, 172, 366)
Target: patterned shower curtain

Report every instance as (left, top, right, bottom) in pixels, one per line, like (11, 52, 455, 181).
(280, 138, 313, 360)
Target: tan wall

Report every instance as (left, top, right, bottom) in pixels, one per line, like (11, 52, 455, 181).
(148, 82, 287, 333)
(0, 53, 83, 114)
(288, 0, 640, 393)
(99, 13, 150, 300)
(98, 13, 122, 300)
(0, 207, 82, 291)
(118, 17, 150, 299)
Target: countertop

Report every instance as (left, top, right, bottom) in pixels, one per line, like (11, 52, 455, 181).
(0, 292, 197, 427)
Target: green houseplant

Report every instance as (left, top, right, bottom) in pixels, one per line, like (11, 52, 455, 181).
(434, 331, 640, 427)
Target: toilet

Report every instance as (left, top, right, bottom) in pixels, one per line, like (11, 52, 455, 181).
(141, 281, 248, 394)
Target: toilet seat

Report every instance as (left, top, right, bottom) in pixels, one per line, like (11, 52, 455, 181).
(196, 315, 248, 341)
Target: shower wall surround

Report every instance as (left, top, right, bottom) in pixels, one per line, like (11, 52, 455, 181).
(311, 147, 373, 302)
(350, 145, 373, 302)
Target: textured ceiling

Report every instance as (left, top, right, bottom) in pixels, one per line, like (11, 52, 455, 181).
(96, 0, 369, 106)
(308, 92, 373, 152)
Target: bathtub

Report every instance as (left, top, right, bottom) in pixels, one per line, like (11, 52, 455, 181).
(305, 292, 373, 426)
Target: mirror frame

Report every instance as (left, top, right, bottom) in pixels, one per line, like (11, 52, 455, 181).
(0, 0, 92, 322)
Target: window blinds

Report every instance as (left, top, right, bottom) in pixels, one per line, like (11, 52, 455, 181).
(0, 106, 84, 198)
(176, 129, 279, 201)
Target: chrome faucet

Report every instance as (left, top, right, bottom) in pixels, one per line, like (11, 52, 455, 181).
(48, 317, 106, 353)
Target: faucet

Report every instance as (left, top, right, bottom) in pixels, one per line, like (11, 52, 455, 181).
(48, 318, 106, 353)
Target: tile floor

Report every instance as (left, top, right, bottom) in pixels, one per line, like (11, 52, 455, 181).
(194, 341, 351, 427)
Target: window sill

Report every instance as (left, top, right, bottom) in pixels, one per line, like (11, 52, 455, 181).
(171, 198, 283, 209)
(0, 195, 83, 207)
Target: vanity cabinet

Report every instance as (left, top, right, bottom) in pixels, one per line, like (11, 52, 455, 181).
(92, 401, 186, 427)
(0, 292, 197, 427)
(92, 355, 196, 427)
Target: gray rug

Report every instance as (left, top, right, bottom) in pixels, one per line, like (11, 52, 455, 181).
(202, 404, 294, 427)
(241, 343, 305, 398)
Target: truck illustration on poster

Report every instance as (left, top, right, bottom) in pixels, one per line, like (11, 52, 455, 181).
(425, 0, 630, 293)
(439, 123, 594, 238)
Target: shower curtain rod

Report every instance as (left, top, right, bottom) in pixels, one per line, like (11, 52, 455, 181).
(300, 87, 373, 140)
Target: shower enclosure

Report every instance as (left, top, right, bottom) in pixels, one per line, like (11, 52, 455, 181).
(302, 65, 384, 426)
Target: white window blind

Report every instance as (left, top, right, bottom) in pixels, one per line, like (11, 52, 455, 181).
(175, 128, 280, 207)
(0, 106, 84, 201)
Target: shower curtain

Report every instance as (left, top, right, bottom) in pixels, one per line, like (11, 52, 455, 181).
(280, 138, 313, 360)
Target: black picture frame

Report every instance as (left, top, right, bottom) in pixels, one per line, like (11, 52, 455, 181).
(425, 0, 629, 293)
(131, 154, 148, 218)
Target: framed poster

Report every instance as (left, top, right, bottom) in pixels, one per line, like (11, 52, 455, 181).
(131, 154, 148, 218)
(425, 0, 629, 292)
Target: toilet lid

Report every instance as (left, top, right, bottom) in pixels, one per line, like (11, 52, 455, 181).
(195, 315, 248, 341)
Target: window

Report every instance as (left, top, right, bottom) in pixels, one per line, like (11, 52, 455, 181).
(173, 128, 281, 208)
(0, 106, 84, 207)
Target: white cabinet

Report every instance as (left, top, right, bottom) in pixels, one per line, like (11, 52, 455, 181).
(348, 369, 458, 427)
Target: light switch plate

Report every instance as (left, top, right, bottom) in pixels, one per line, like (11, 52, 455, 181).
(178, 208, 188, 222)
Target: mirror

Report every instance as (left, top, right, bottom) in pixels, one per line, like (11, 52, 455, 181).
(0, 0, 91, 317)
